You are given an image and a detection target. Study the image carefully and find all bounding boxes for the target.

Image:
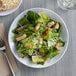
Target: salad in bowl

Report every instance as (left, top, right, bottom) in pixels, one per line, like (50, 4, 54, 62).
(8, 8, 69, 68)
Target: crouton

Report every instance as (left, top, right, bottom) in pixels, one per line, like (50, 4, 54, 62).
(16, 34, 26, 41)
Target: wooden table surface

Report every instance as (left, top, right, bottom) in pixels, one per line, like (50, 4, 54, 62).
(0, 0, 76, 76)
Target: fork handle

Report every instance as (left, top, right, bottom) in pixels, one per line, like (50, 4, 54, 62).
(3, 52, 15, 76)
(0, 52, 13, 76)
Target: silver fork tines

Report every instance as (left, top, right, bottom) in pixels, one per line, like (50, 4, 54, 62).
(0, 46, 6, 51)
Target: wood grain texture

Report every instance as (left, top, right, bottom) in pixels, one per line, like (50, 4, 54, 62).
(0, 0, 76, 76)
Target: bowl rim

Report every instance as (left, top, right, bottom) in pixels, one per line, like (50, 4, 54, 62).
(0, 0, 22, 16)
(8, 8, 69, 68)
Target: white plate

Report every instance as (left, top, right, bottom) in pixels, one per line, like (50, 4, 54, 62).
(8, 8, 69, 68)
(0, 0, 22, 16)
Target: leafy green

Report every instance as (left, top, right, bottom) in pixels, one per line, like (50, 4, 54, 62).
(18, 15, 30, 26)
(45, 51, 59, 59)
(36, 12, 50, 23)
(57, 24, 62, 34)
(37, 62, 44, 65)
(13, 10, 65, 65)
(27, 11, 40, 24)
(58, 37, 65, 46)
(27, 49, 34, 56)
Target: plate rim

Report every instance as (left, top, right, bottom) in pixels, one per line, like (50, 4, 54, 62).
(0, 0, 22, 16)
(8, 8, 69, 68)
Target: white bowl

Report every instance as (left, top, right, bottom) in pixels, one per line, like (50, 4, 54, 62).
(0, 0, 22, 16)
(8, 8, 69, 68)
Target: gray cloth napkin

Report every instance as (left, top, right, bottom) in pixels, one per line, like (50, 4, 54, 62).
(0, 23, 18, 76)
(0, 52, 12, 76)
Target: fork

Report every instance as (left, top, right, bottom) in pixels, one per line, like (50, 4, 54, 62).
(0, 37, 15, 76)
